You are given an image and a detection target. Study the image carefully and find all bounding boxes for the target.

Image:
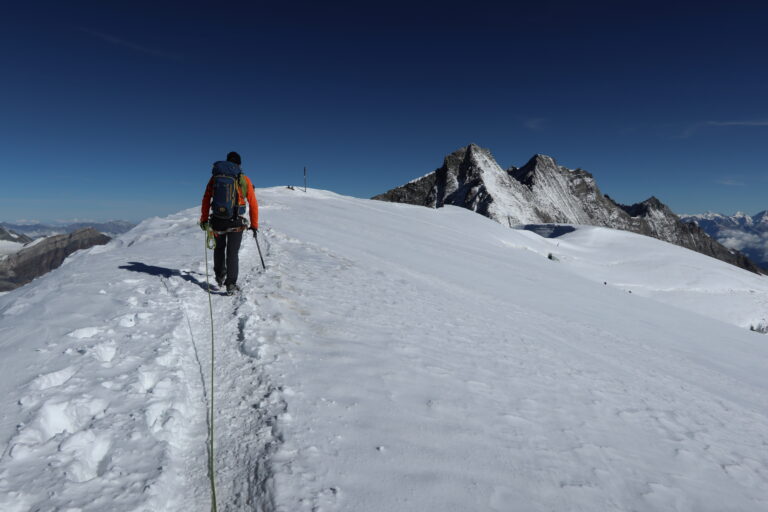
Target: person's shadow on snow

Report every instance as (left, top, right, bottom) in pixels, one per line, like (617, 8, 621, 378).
(118, 262, 226, 295)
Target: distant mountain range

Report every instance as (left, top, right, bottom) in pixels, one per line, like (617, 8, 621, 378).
(0, 220, 133, 291)
(0, 228, 111, 291)
(373, 144, 764, 274)
(0, 220, 135, 239)
(681, 211, 768, 269)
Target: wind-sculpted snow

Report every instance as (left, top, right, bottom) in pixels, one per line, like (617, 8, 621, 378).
(1, 188, 767, 511)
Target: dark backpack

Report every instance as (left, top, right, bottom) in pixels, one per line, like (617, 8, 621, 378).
(210, 161, 247, 220)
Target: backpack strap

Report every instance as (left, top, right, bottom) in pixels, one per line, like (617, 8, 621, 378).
(238, 174, 248, 201)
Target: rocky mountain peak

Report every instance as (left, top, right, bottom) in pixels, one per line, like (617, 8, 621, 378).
(619, 196, 671, 218)
(511, 154, 595, 190)
(441, 145, 470, 171)
(0, 225, 33, 244)
(512, 154, 554, 186)
(373, 143, 764, 274)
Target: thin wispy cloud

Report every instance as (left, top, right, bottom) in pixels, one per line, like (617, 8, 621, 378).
(717, 229, 768, 261)
(80, 28, 181, 60)
(54, 218, 98, 224)
(679, 120, 768, 138)
(523, 117, 547, 132)
(715, 178, 745, 187)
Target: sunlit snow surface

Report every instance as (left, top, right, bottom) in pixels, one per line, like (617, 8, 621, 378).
(0, 240, 23, 257)
(0, 188, 767, 511)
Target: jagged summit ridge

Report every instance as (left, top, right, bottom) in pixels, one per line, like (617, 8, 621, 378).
(373, 144, 763, 274)
(374, 144, 537, 224)
(0, 225, 33, 245)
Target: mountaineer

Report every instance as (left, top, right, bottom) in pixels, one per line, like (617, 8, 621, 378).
(199, 151, 259, 295)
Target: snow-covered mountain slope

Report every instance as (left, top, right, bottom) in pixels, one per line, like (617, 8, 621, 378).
(374, 144, 763, 274)
(682, 211, 768, 269)
(0, 241, 23, 258)
(527, 224, 768, 332)
(1, 188, 767, 511)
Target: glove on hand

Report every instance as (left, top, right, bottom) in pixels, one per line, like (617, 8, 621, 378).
(199, 221, 209, 231)
(250, 227, 258, 238)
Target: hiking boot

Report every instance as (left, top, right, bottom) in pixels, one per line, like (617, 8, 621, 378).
(226, 283, 240, 295)
(216, 276, 225, 288)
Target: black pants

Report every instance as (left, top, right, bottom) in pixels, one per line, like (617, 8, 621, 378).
(211, 217, 244, 285)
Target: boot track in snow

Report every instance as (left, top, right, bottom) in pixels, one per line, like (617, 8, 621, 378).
(188, 229, 288, 511)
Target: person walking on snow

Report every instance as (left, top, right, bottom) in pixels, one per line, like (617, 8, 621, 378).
(199, 151, 259, 294)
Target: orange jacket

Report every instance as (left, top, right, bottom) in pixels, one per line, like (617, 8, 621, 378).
(201, 174, 259, 228)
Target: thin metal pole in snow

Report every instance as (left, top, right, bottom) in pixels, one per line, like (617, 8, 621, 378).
(304, 166, 307, 193)
(253, 230, 266, 270)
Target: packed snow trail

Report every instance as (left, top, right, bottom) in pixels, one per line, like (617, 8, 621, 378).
(0, 212, 213, 511)
(0, 187, 767, 511)
(0, 213, 287, 511)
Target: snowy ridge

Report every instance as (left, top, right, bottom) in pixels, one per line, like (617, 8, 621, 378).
(0, 226, 32, 246)
(1, 188, 768, 511)
(0, 221, 136, 240)
(511, 155, 604, 225)
(459, 145, 538, 224)
(375, 144, 764, 274)
(684, 211, 755, 225)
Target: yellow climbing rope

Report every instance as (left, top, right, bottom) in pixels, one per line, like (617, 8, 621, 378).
(206, 226, 217, 250)
(203, 231, 218, 512)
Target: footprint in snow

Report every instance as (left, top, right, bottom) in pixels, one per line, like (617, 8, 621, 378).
(240, 334, 275, 359)
(59, 430, 112, 483)
(91, 341, 117, 364)
(67, 327, 101, 339)
(9, 396, 109, 458)
(116, 313, 137, 328)
(135, 366, 159, 393)
(312, 487, 340, 511)
(30, 366, 78, 391)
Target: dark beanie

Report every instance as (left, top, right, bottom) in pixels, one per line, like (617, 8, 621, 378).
(226, 151, 241, 165)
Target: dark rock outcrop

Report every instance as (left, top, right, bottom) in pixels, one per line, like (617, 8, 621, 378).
(0, 228, 111, 291)
(0, 225, 33, 245)
(374, 144, 764, 274)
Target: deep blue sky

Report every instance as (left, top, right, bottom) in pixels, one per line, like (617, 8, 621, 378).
(1, 1, 766, 222)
